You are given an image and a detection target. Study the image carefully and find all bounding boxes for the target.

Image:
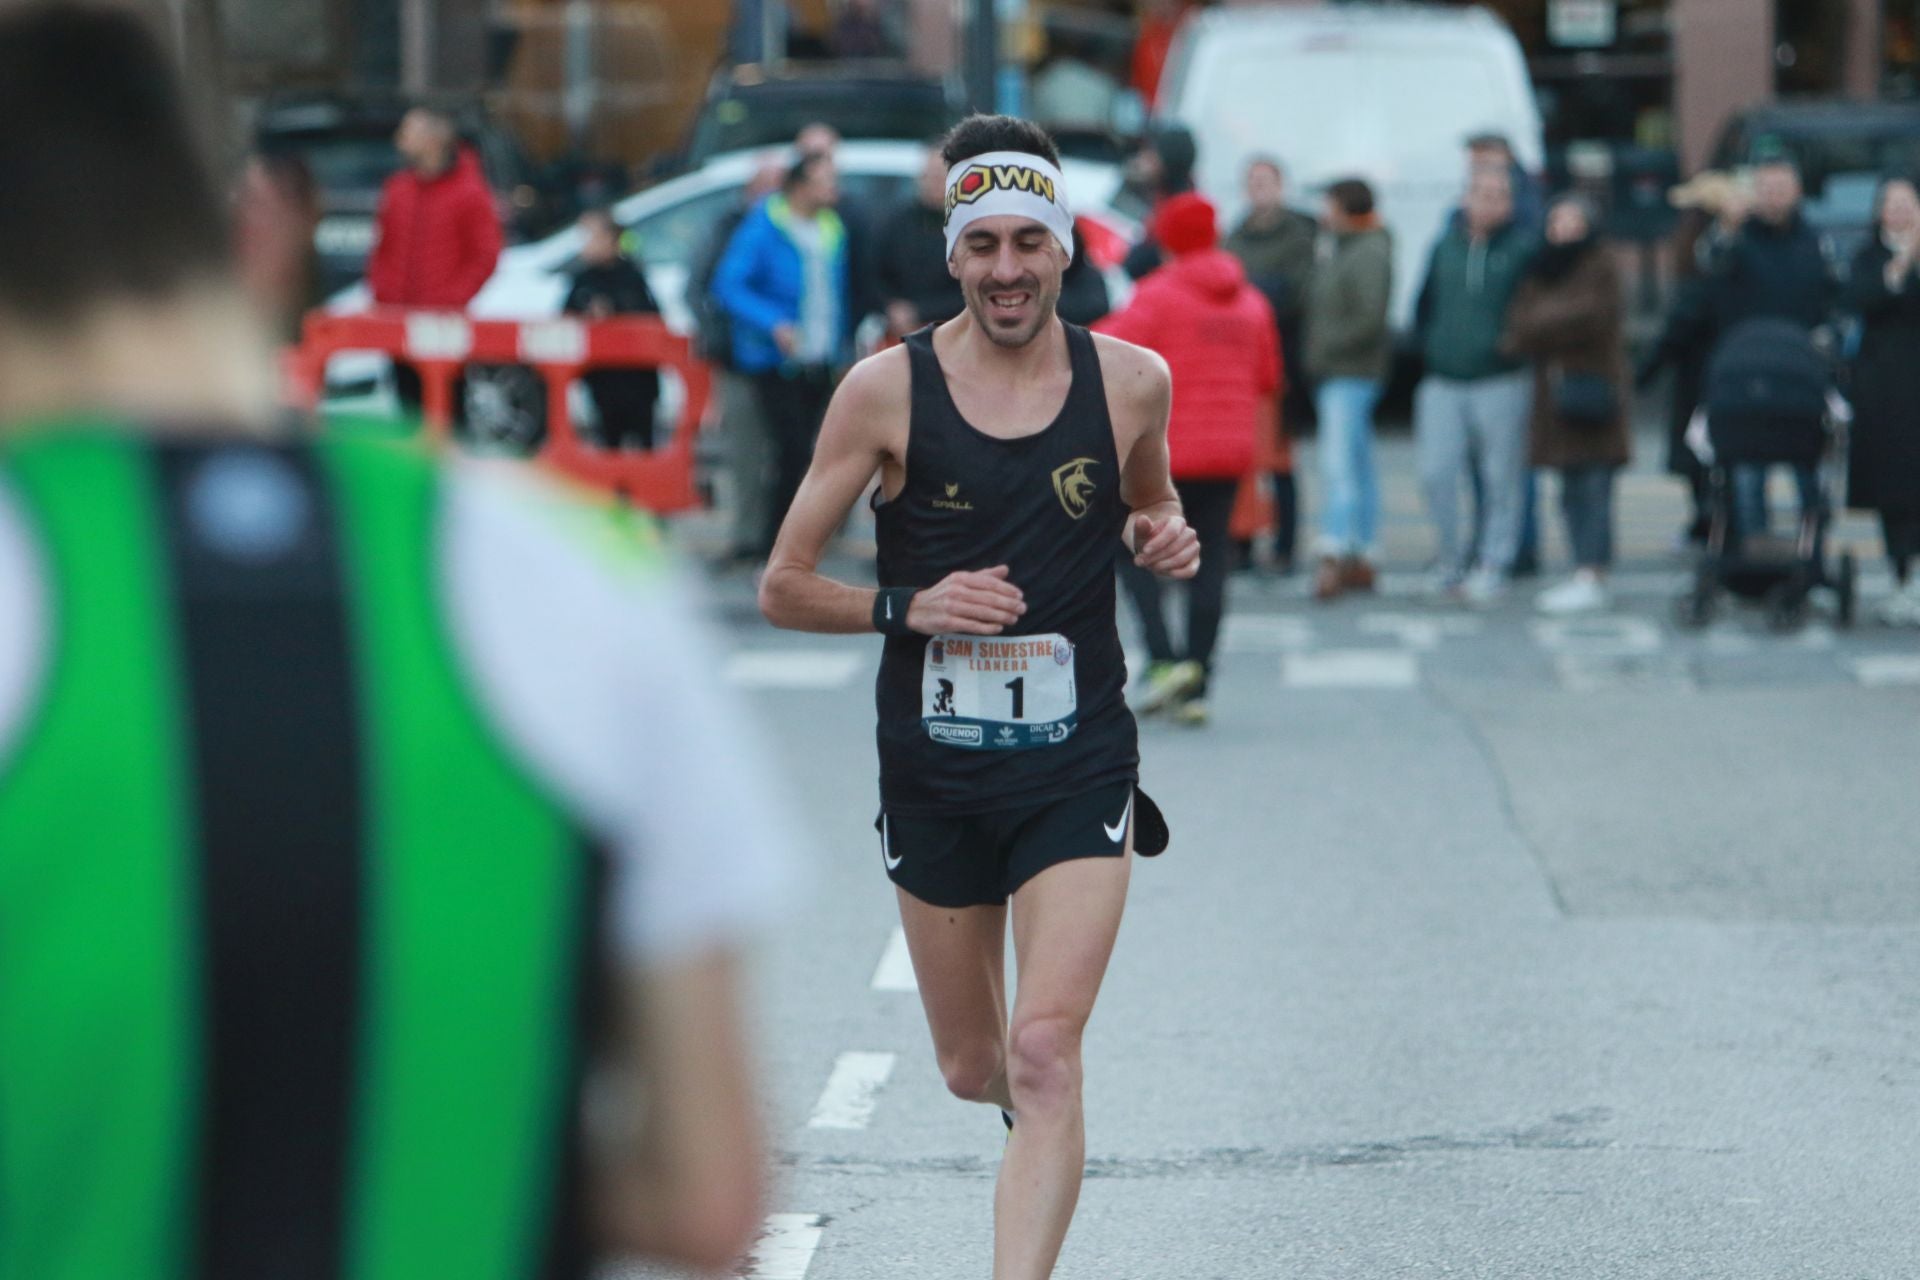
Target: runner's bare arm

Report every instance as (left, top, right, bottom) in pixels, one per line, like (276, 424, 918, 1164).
(1095, 334, 1200, 579)
(758, 350, 1028, 635)
(593, 951, 764, 1269)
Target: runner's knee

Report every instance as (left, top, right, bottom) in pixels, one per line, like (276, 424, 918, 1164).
(938, 1041, 1005, 1103)
(1005, 1015, 1081, 1110)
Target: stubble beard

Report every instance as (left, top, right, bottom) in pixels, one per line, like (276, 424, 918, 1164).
(964, 274, 1063, 350)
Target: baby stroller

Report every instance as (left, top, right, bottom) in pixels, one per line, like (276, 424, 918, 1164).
(1676, 318, 1857, 632)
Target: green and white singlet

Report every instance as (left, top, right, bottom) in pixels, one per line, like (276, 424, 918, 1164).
(0, 424, 793, 1280)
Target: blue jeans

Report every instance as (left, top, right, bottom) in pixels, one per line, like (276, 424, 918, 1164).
(1314, 377, 1383, 556)
(1559, 465, 1616, 569)
(1731, 463, 1819, 541)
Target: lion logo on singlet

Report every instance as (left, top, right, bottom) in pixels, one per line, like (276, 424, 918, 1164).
(1051, 457, 1099, 520)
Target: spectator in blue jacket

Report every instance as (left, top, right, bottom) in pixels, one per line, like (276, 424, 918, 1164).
(713, 151, 850, 547)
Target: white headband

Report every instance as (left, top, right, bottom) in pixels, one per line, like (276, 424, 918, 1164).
(943, 151, 1075, 263)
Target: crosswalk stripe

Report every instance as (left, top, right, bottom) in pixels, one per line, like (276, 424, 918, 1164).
(1848, 655, 1920, 686)
(1282, 650, 1418, 689)
(740, 1214, 826, 1279)
(1357, 611, 1482, 651)
(1219, 613, 1315, 653)
(806, 1052, 897, 1131)
(1531, 616, 1665, 657)
(870, 926, 917, 992)
(724, 651, 863, 690)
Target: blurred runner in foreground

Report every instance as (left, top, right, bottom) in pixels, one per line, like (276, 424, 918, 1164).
(0, 6, 792, 1277)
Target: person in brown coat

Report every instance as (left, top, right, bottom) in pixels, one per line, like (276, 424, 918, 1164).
(1502, 194, 1631, 615)
(1842, 176, 1920, 626)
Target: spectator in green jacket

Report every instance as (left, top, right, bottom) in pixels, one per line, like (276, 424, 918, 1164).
(1411, 166, 1537, 604)
(1303, 178, 1393, 601)
(1225, 154, 1317, 571)
(1225, 155, 1318, 334)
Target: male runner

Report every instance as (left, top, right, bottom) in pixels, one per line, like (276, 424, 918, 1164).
(0, 7, 791, 1276)
(759, 114, 1198, 1277)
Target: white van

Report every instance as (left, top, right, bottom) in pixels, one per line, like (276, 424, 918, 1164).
(1156, 4, 1543, 330)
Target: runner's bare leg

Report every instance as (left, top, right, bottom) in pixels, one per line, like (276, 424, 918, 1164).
(896, 888, 1014, 1111)
(993, 847, 1132, 1279)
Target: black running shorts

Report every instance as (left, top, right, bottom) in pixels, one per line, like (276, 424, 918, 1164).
(877, 782, 1169, 908)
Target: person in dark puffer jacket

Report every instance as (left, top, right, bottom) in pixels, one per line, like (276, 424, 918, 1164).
(1705, 159, 1839, 538)
(1097, 192, 1281, 724)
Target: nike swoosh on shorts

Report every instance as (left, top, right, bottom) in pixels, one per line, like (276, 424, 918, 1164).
(1104, 793, 1134, 844)
(883, 815, 903, 871)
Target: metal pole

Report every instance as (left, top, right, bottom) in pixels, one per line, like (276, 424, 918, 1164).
(964, 0, 997, 113)
(401, 0, 435, 95)
(563, 0, 592, 150)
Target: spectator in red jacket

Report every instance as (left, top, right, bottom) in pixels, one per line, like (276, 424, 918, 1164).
(367, 108, 502, 310)
(1097, 192, 1281, 725)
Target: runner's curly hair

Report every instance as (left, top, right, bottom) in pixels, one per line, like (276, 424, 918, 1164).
(940, 114, 1062, 171)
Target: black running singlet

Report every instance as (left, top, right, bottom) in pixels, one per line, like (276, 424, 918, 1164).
(874, 322, 1138, 815)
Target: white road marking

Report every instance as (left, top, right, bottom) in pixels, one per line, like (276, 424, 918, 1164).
(1531, 616, 1665, 658)
(724, 651, 863, 690)
(1603, 571, 1692, 597)
(1219, 614, 1316, 654)
(1701, 624, 1760, 655)
(1357, 611, 1482, 651)
(807, 1052, 897, 1130)
(1791, 623, 1837, 650)
(740, 1214, 825, 1279)
(1553, 654, 1695, 693)
(1282, 650, 1418, 689)
(870, 926, 918, 992)
(1849, 655, 1920, 686)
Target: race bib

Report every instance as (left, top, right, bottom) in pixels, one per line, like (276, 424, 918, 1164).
(922, 633, 1077, 751)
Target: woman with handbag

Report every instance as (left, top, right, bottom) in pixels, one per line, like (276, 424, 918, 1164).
(1502, 193, 1632, 615)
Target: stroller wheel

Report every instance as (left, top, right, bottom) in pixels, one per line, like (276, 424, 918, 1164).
(1835, 551, 1857, 629)
(1675, 588, 1717, 630)
(1765, 583, 1811, 633)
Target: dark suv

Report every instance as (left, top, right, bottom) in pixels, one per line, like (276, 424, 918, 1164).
(1711, 101, 1920, 263)
(674, 62, 963, 173)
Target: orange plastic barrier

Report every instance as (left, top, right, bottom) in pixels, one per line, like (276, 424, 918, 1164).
(1230, 395, 1291, 542)
(285, 310, 712, 513)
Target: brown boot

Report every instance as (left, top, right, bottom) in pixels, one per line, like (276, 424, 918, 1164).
(1341, 556, 1378, 593)
(1312, 556, 1346, 602)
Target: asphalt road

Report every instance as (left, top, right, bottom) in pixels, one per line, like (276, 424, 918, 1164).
(619, 435, 1920, 1280)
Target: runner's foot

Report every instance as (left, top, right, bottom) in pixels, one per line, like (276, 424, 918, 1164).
(1136, 660, 1204, 715)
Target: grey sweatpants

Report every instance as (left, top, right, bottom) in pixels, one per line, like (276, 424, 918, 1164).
(1414, 370, 1533, 581)
(720, 369, 776, 554)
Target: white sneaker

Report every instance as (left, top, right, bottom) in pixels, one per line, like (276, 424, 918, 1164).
(1424, 571, 1468, 605)
(1877, 583, 1920, 627)
(1537, 574, 1610, 616)
(1462, 568, 1508, 608)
